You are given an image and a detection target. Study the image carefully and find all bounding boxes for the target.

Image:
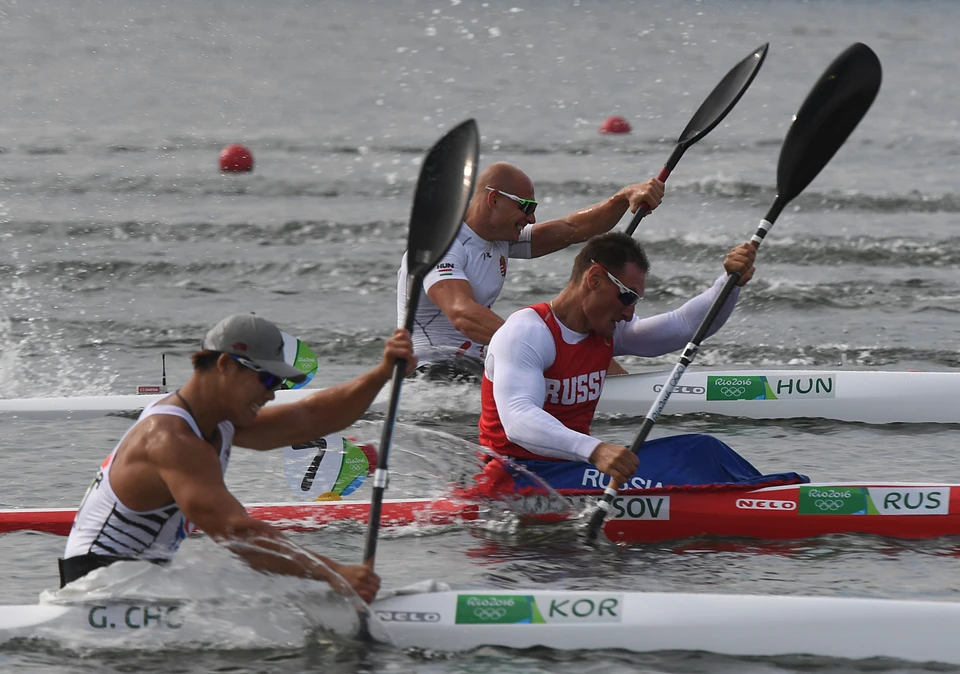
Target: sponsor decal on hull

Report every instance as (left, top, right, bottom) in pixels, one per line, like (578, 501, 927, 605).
(376, 611, 441, 623)
(653, 384, 705, 395)
(706, 375, 836, 402)
(455, 594, 623, 625)
(736, 498, 797, 511)
(798, 486, 950, 516)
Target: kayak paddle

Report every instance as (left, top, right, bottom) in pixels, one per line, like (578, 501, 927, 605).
(587, 43, 883, 542)
(364, 119, 480, 564)
(625, 43, 768, 236)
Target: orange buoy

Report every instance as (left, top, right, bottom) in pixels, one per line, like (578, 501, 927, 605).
(219, 144, 254, 172)
(599, 116, 631, 135)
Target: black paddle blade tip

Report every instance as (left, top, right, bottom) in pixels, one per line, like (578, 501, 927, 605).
(406, 119, 480, 279)
(776, 43, 882, 204)
(675, 42, 769, 150)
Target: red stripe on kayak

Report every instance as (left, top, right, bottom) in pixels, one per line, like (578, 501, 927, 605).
(0, 499, 479, 536)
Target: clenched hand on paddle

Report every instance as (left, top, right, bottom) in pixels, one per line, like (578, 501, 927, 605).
(587, 43, 883, 542)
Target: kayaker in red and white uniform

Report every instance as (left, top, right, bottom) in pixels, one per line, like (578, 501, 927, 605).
(60, 313, 417, 602)
(475, 231, 801, 496)
(397, 162, 664, 380)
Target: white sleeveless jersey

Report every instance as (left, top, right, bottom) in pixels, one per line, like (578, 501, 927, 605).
(397, 221, 533, 362)
(64, 402, 235, 560)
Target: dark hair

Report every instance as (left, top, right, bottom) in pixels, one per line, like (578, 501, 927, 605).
(570, 231, 650, 282)
(191, 350, 222, 371)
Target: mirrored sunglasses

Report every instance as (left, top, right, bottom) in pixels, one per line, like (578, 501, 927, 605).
(485, 186, 537, 215)
(591, 260, 643, 307)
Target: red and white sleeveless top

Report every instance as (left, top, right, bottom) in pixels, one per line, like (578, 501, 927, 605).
(479, 302, 612, 460)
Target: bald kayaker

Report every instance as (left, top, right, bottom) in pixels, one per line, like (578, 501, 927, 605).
(60, 313, 416, 603)
(396, 162, 665, 380)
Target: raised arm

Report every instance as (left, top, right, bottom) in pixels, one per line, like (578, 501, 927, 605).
(614, 243, 757, 357)
(234, 329, 416, 450)
(529, 179, 664, 258)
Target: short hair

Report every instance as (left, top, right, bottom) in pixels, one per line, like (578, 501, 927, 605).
(570, 232, 650, 282)
(191, 350, 222, 371)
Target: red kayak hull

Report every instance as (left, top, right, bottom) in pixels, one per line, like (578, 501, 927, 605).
(599, 483, 960, 542)
(0, 498, 478, 537)
(2, 484, 957, 542)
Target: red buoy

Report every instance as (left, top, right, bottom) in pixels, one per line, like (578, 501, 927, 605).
(219, 144, 254, 172)
(599, 116, 631, 135)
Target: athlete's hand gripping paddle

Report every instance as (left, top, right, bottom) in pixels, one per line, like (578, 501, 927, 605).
(364, 120, 480, 565)
(587, 43, 883, 542)
(625, 43, 768, 236)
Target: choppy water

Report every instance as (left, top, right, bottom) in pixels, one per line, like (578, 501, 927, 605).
(3, 0, 960, 671)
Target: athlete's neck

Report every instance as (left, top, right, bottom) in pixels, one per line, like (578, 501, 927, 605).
(462, 218, 498, 243)
(548, 291, 590, 333)
(172, 378, 224, 444)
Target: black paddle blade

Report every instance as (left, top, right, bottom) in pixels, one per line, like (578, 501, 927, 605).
(406, 119, 480, 279)
(675, 43, 768, 150)
(776, 43, 881, 205)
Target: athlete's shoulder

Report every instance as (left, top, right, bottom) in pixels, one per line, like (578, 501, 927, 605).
(136, 414, 209, 466)
(490, 308, 555, 367)
(458, 223, 507, 252)
(495, 308, 549, 343)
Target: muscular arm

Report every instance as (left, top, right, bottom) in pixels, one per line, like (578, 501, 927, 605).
(529, 179, 664, 258)
(234, 329, 415, 450)
(153, 430, 350, 585)
(426, 279, 504, 346)
(614, 275, 740, 356)
(488, 310, 601, 461)
(530, 194, 632, 258)
(234, 368, 391, 450)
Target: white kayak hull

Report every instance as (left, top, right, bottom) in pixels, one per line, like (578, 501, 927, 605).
(1, 368, 958, 424)
(1, 589, 959, 664)
(599, 368, 960, 423)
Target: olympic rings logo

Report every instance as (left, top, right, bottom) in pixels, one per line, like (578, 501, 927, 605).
(473, 607, 507, 620)
(720, 386, 746, 397)
(814, 499, 845, 511)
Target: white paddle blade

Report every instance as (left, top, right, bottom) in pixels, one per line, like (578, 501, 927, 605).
(279, 330, 319, 389)
(283, 435, 375, 500)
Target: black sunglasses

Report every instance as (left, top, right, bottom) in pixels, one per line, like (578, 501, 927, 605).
(230, 355, 286, 391)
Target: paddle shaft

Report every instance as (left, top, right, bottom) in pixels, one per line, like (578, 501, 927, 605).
(586, 200, 783, 540)
(363, 274, 422, 565)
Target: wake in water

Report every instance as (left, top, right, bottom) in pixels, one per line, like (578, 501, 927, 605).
(28, 537, 389, 652)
